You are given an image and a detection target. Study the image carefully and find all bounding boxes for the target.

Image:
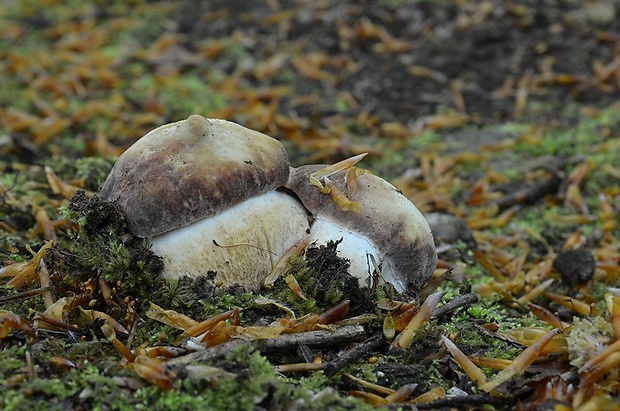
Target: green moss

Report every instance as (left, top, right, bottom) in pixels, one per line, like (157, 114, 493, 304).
(514, 105, 620, 158)
(0, 345, 27, 379)
(360, 129, 440, 178)
(60, 191, 164, 307)
(133, 387, 223, 410)
(267, 241, 375, 316)
(196, 345, 276, 409)
(297, 372, 332, 392)
(453, 320, 520, 361)
(267, 257, 320, 314)
(0, 342, 374, 410)
(589, 283, 615, 318)
(0, 232, 27, 261)
(212, 290, 259, 313)
(127, 72, 228, 120)
(439, 296, 553, 370)
(376, 358, 448, 393)
(494, 122, 533, 135)
(292, 387, 376, 411)
(0, 361, 131, 411)
(510, 206, 578, 246)
(51, 157, 115, 192)
(158, 344, 372, 410)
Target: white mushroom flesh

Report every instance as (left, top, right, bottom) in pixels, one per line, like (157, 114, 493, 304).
(150, 191, 310, 290)
(308, 218, 404, 291)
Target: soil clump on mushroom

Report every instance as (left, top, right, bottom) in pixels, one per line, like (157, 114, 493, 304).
(62, 191, 165, 306)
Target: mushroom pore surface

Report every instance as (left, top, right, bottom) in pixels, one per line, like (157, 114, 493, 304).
(99, 115, 290, 237)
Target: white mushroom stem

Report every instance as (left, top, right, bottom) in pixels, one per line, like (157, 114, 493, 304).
(150, 191, 309, 290)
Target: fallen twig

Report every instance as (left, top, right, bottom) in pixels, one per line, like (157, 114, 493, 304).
(323, 333, 385, 377)
(0, 287, 52, 304)
(492, 169, 562, 210)
(167, 325, 366, 366)
(384, 394, 511, 410)
(433, 293, 479, 319)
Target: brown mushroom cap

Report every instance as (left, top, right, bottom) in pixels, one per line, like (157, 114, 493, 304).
(285, 165, 437, 293)
(99, 115, 290, 237)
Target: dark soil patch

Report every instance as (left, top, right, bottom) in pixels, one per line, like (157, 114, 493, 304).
(176, 0, 620, 125)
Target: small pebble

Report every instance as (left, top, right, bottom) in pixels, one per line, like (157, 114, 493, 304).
(553, 248, 596, 286)
(424, 212, 476, 246)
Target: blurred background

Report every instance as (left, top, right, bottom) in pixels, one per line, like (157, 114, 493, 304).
(2, 0, 619, 170)
(1, 0, 620, 233)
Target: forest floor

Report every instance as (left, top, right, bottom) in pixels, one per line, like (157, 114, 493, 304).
(1, 0, 620, 410)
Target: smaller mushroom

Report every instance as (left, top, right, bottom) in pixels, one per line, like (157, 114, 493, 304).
(285, 159, 437, 293)
(100, 114, 310, 290)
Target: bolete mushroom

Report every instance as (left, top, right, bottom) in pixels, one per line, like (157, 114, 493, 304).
(285, 159, 437, 293)
(99, 114, 309, 290)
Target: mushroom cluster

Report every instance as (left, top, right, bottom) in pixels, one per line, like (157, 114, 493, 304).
(100, 115, 437, 293)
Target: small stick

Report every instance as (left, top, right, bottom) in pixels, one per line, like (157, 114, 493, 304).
(25, 345, 36, 382)
(432, 293, 478, 319)
(384, 394, 510, 410)
(125, 310, 139, 352)
(167, 325, 366, 366)
(492, 170, 561, 211)
(275, 363, 325, 373)
(34, 311, 80, 332)
(37, 260, 55, 308)
(323, 333, 385, 378)
(0, 287, 51, 304)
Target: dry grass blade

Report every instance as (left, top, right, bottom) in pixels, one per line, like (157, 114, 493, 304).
(184, 310, 236, 337)
(480, 329, 558, 392)
(409, 386, 446, 404)
(79, 307, 129, 335)
(130, 355, 175, 391)
(441, 335, 487, 387)
(145, 302, 199, 331)
(383, 311, 395, 341)
(44, 166, 89, 199)
(317, 300, 350, 324)
(578, 338, 620, 373)
(473, 249, 508, 282)
(0, 240, 54, 289)
(543, 292, 593, 316)
(386, 383, 417, 404)
(0, 310, 36, 341)
(527, 302, 567, 329)
(395, 291, 444, 349)
(263, 235, 309, 287)
(344, 373, 394, 396)
(309, 153, 368, 191)
(285, 274, 308, 300)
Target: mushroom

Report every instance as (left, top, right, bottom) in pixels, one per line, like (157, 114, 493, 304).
(99, 114, 309, 290)
(285, 159, 437, 293)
